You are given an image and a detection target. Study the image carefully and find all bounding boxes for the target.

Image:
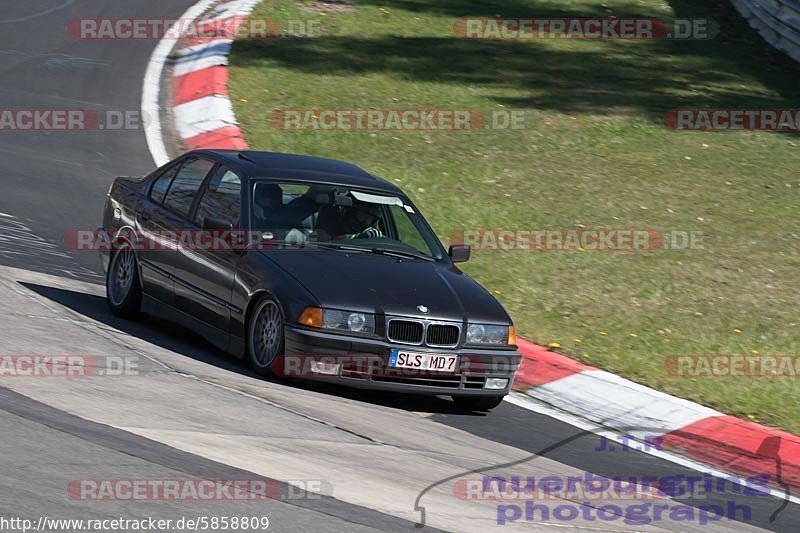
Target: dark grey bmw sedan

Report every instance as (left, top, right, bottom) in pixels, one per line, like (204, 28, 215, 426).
(100, 150, 520, 410)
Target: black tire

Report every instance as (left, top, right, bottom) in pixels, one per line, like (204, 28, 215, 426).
(453, 395, 505, 411)
(106, 243, 144, 319)
(247, 297, 286, 377)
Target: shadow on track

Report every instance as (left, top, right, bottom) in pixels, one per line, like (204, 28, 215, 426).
(18, 281, 489, 416)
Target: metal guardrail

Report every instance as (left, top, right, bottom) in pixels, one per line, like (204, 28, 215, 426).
(731, 0, 800, 61)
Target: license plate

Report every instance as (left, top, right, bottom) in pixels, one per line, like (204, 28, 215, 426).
(388, 349, 458, 372)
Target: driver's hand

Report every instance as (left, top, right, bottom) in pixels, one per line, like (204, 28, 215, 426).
(354, 227, 383, 239)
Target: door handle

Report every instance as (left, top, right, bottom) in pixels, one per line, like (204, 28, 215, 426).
(139, 211, 151, 222)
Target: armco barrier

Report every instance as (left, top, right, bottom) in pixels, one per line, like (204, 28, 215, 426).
(731, 0, 800, 61)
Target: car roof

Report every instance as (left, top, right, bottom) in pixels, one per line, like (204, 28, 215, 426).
(191, 149, 403, 194)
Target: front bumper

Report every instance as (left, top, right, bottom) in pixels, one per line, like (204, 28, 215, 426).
(283, 325, 521, 396)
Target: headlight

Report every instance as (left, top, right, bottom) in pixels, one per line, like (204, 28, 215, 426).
(324, 309, 375, 334)
(299, 307, 375, 335)
(467, 324, 512, 345)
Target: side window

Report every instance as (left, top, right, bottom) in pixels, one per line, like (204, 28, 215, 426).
(163, 158, 215, 218)
(194, 167, 242, 226)
(149, 164, 179, 204)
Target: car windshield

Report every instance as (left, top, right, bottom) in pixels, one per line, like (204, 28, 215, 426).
(250, 181, 445, 260)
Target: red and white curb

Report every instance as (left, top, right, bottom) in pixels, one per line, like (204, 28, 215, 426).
(142, 0, 800, 500)
(142, 0, 255, 167)
(512, 338, 800, 493)
(171, 0, 256, 151)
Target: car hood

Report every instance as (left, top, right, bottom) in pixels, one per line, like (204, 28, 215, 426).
(261, 249, 510, 324)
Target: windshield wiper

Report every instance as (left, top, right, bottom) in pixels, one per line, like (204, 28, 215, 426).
(309, 242, 366, 252)
(312, 242, 434, 261)
(363, 247, 434, 261)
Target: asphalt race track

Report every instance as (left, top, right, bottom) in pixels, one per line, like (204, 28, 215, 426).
(0, 1, 797, 532)
(0, 0, 161, 279)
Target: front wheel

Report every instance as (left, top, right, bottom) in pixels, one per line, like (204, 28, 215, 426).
(247, 297, 286, 377)
(453, 395, 505, 411)
(106, 243, 144, 319)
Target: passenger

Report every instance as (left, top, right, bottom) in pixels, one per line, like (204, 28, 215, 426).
(253, 183, 284, 230)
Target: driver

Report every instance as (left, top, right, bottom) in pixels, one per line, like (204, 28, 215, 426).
(343, 202, 384, 239)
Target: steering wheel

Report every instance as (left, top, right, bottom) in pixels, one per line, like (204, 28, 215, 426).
(352, 227, 383, 239)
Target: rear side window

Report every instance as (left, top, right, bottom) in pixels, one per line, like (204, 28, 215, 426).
(194, 167, 242, 226)
(149, 165, 179, 204)
(163, 158, 215, 218)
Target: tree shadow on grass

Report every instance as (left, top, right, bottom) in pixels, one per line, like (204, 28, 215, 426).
(349, 0, 660, 19)
(666, 0, 800, 100)
(237, 0, 800, 121)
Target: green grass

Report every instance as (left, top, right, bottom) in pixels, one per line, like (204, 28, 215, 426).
(229, 0, 800, 432)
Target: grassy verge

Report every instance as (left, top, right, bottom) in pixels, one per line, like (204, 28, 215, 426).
(229, 0, 800, 432)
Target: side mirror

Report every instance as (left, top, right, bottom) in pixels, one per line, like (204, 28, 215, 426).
(448, 244, 471, 263)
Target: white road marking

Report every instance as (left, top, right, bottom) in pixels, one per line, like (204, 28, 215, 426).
(141, 0, 222, 167)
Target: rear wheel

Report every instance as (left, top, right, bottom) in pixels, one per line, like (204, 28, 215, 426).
(106, 243, 144, 319)
(248, 297, 286, 377)
(453, 395, 505, 411)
